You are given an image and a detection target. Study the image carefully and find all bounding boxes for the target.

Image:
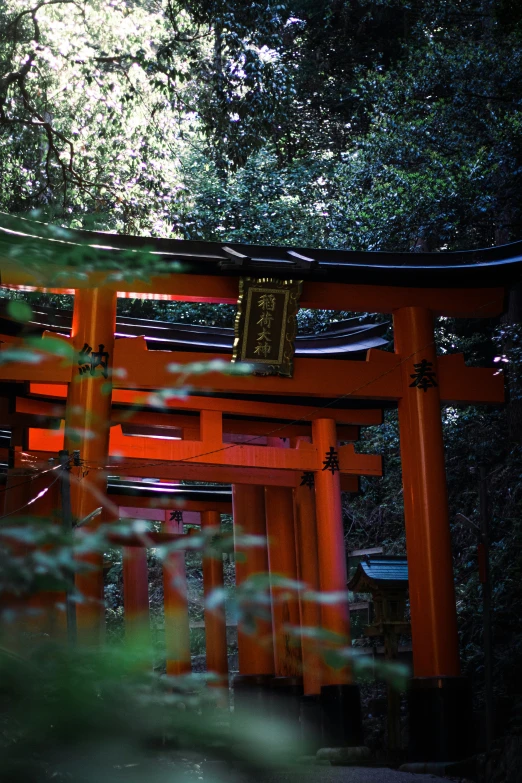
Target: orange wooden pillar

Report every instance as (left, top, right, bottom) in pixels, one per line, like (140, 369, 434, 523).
(312, 417, 363, 748)
(294, 472, 326, 748)
(64, 286, 117, 644)
(105, 501, 150, 653)
(394, 306, 460, 677)
(232, 484, 274, 675)
(293, 467, 322, 696)
(312, 418, 351, 680)
(394, 306, 470, 762)
(232, 483, 274, 715)
(201, 509, 228, 687)
(123, 545, 150, 650)
(163, 510, 191, 676)
(264, 484, 302, 677)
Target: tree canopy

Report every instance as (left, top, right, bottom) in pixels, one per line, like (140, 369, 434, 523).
(2, 0, 522, 248)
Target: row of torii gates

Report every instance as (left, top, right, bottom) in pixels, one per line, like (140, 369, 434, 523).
(0, 213, 516, 761)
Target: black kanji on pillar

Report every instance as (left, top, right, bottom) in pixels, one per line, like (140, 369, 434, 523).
(78, 343, 92, 375)
(409, 359, 438, 392)
(77, 342, 110, 378)
(322, 446, 340, 474)
(90, 344, 109, 378)
(170, 510, 183, 523)
(300, 471, 315, 489)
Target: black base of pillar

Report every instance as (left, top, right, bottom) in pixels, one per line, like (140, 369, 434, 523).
(270, 676, 303, 722)
(233, 674, 274, 718)
(301, 694, 323, 753)
(320, 684, 363, 748)
(408, 676, 473, 762)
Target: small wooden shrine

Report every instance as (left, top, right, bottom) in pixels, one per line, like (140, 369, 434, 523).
(348, 555, 410, 636)
(349, 556, 410, 751)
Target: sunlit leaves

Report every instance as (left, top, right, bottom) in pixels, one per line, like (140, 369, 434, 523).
(26, 334, 75, 360)
(0, 0, 190, 233)
(0, 347, 43, 365)
(167, 357, 253, 377)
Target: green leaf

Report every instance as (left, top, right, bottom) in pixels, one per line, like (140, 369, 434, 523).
(7, 299, 33, 323)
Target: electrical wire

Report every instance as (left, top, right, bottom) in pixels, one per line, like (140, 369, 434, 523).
(0, 471, 62, 521)
(0, 462, 62, 494)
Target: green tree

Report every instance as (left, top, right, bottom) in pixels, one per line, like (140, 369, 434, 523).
(0, 0, 192, 233)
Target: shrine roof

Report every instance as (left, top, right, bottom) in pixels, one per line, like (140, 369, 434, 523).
(107, 478, 231, 503)
(348, 556, 408, 591)
(1, 212, 522, 287)
(0, 301, 389, 359)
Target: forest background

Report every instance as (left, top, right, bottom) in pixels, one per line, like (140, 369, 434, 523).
(1, 0, 522, 780)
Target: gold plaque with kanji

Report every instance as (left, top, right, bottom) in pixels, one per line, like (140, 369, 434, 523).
(232, 277, 302, 377)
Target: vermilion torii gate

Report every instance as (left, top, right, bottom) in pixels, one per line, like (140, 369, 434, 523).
(5, 366, 381, 720)
(0, 212, 511, 760)
(108, 482, 233, 684)
(13, 389, 380, 692)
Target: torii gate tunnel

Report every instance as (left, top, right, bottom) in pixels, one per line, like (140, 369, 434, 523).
(0, 213, 512, 761)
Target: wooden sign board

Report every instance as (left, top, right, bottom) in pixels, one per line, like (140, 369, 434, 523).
(232, 277, 302, 377)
